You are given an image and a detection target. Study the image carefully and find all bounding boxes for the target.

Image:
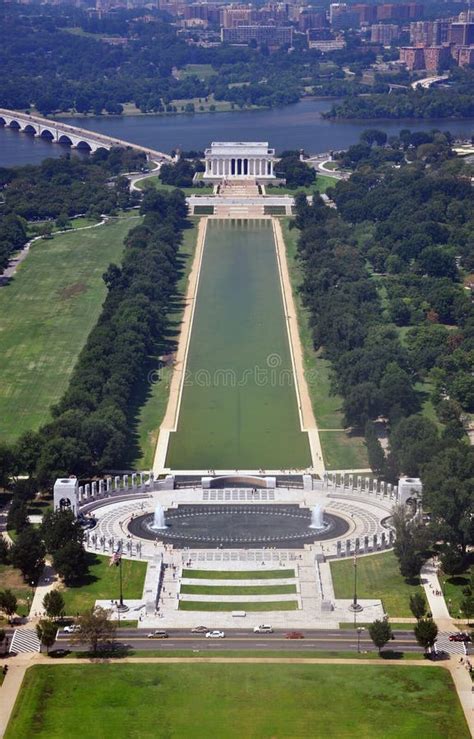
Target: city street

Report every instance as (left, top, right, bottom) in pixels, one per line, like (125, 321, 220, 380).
(55, 628, 424, 654)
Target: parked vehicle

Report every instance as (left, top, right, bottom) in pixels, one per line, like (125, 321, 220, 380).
(205, 630, 225, 638)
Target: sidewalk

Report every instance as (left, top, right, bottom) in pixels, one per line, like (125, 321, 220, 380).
(420, 558, 453, 632)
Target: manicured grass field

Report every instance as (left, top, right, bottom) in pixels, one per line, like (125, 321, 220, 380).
(166, 219, 312, 470)
(440, 564, 473, 619)
(60, 554, 146, 615)
(330, 551, 423, 617)
(0, 216, 138, 443)
(180, 584, 297, 595)
(132, 221, 199, 468)
(182, 569, 295, 580)
(266, 174, 336, 196)
(135, 176, 214, 194)
(282, 220, 369, 470)
(7, 664, 468, 738)
(179, 600, 299, 611)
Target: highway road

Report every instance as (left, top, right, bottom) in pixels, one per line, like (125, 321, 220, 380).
(55, 628, 423, 654)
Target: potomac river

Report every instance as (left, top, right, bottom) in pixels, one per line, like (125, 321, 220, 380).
(1, 98, 473, 167)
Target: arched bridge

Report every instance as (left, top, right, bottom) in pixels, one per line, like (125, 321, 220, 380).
(0, 108, 172, 162)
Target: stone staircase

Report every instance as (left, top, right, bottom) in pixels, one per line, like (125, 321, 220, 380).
(219, 180, 260, 198)
(214, 203, 264, 217)
(10, 628, 42, 654)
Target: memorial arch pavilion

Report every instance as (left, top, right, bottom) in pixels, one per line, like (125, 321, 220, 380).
(203, 141, 276, 181)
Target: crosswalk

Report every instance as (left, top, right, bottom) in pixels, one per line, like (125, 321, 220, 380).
(9, 628, 41, 654)
(435, 631, 468, 656)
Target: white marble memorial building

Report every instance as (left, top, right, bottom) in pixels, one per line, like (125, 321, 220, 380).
(203, 141, 276, 181)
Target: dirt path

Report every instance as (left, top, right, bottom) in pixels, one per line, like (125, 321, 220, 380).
(272, 218, 325, 476)
(152, 217, 208, 475)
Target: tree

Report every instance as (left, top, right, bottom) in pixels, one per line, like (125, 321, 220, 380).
(0, 628, 6, 654)
(0, 589, 17, 622)
(43, 590, 65, 621)
(421, 446, 474, 555)
(0, 442, 14, 490)
(41, 509, 83, 554)
(460, 594, 474, 624)
(368, 619, 393, 654)
(414, 618, 438, 654)
(71, 607, 116, 654)
(392, 504, 429, 580)
(53, 541, 89, 586)
(409, 592, 427, 621)
(0, 536, 10, 565)
(36, 619, 58, 653)
(10, 527, 45, 583)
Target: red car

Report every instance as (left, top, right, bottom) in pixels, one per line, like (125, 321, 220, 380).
(285, 631, 304, 639)
(449, 633, 471, 642)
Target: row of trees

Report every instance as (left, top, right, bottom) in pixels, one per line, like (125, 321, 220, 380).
(326, 68, 474, 120)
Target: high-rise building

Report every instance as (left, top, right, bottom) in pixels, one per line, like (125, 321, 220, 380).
(298, 9, 327, 32)
(399, 46, 425, 70)
(221, 5, 255, 29)
(448, 22, 474, 46)
(423, 45, 450, 71)
(221, 25, 293, 44)
(352, 4, 377, 25)
(457, 45, 474, 65)
(370, 23, 399, 45)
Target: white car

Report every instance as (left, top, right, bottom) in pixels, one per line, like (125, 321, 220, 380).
(63, 625, 81, 634)
(253, 624, 273, 633)
(205, 630, 225, 638)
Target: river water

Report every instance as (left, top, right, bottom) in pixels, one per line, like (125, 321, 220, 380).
(1, 98, 473, 166)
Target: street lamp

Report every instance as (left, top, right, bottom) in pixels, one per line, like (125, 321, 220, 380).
(349, 552, 363, 626)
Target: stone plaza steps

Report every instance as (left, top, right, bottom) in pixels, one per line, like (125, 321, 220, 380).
(214, 204, 265, 217)
(219, 180, 260, 198)
(9, 628, 41, 654)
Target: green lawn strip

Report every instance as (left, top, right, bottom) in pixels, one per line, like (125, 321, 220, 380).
(281, 219, 368, 469)
(68, 649, 423, 660)
(6, 664, 468, 738)
(179, 64, 216, 80)
(182, 569, 295, 580)
(331, 551, 423, 617)
(132, 220, 200, 468)
(135, 176, 213, 194)
(179, 600, 299, 611)
(180, 584, 296, 596)
(60, 554, 146, 615)
(0, 216, 138, 443)
(266, 175, 336, 196)
(440, 567, 472, 618)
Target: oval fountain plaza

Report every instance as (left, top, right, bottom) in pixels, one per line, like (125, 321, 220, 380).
(127, 504, 350, 549)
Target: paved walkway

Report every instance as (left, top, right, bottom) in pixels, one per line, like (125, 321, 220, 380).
(27, 561, 59, 621)
(421, 558, 454, 631)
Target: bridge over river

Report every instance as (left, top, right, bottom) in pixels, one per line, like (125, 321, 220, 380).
(0, 108, 172, 162)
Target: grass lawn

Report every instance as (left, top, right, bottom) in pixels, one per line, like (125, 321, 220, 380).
(440, 565, 472, 619)
(331, 551, 423, 617)
(132, 220, 199, 468)
(180, 584, 297, 595)
(0, 564, 33, 617)
(165, 219, 312, 470)
(7, 664, 468, 738)
(282, 219, 369, 470)
(266, 175, 336, 196)
(60, 554, 146, 615)
(182, 569, 295, 580)
(135, 176, 214, 194)
(0, 216, 138, 443)
(178, 64, 216, 80)
(179, 600, 299, 611)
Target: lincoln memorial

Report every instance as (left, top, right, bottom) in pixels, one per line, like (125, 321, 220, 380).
(203, 141, 276, 181)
